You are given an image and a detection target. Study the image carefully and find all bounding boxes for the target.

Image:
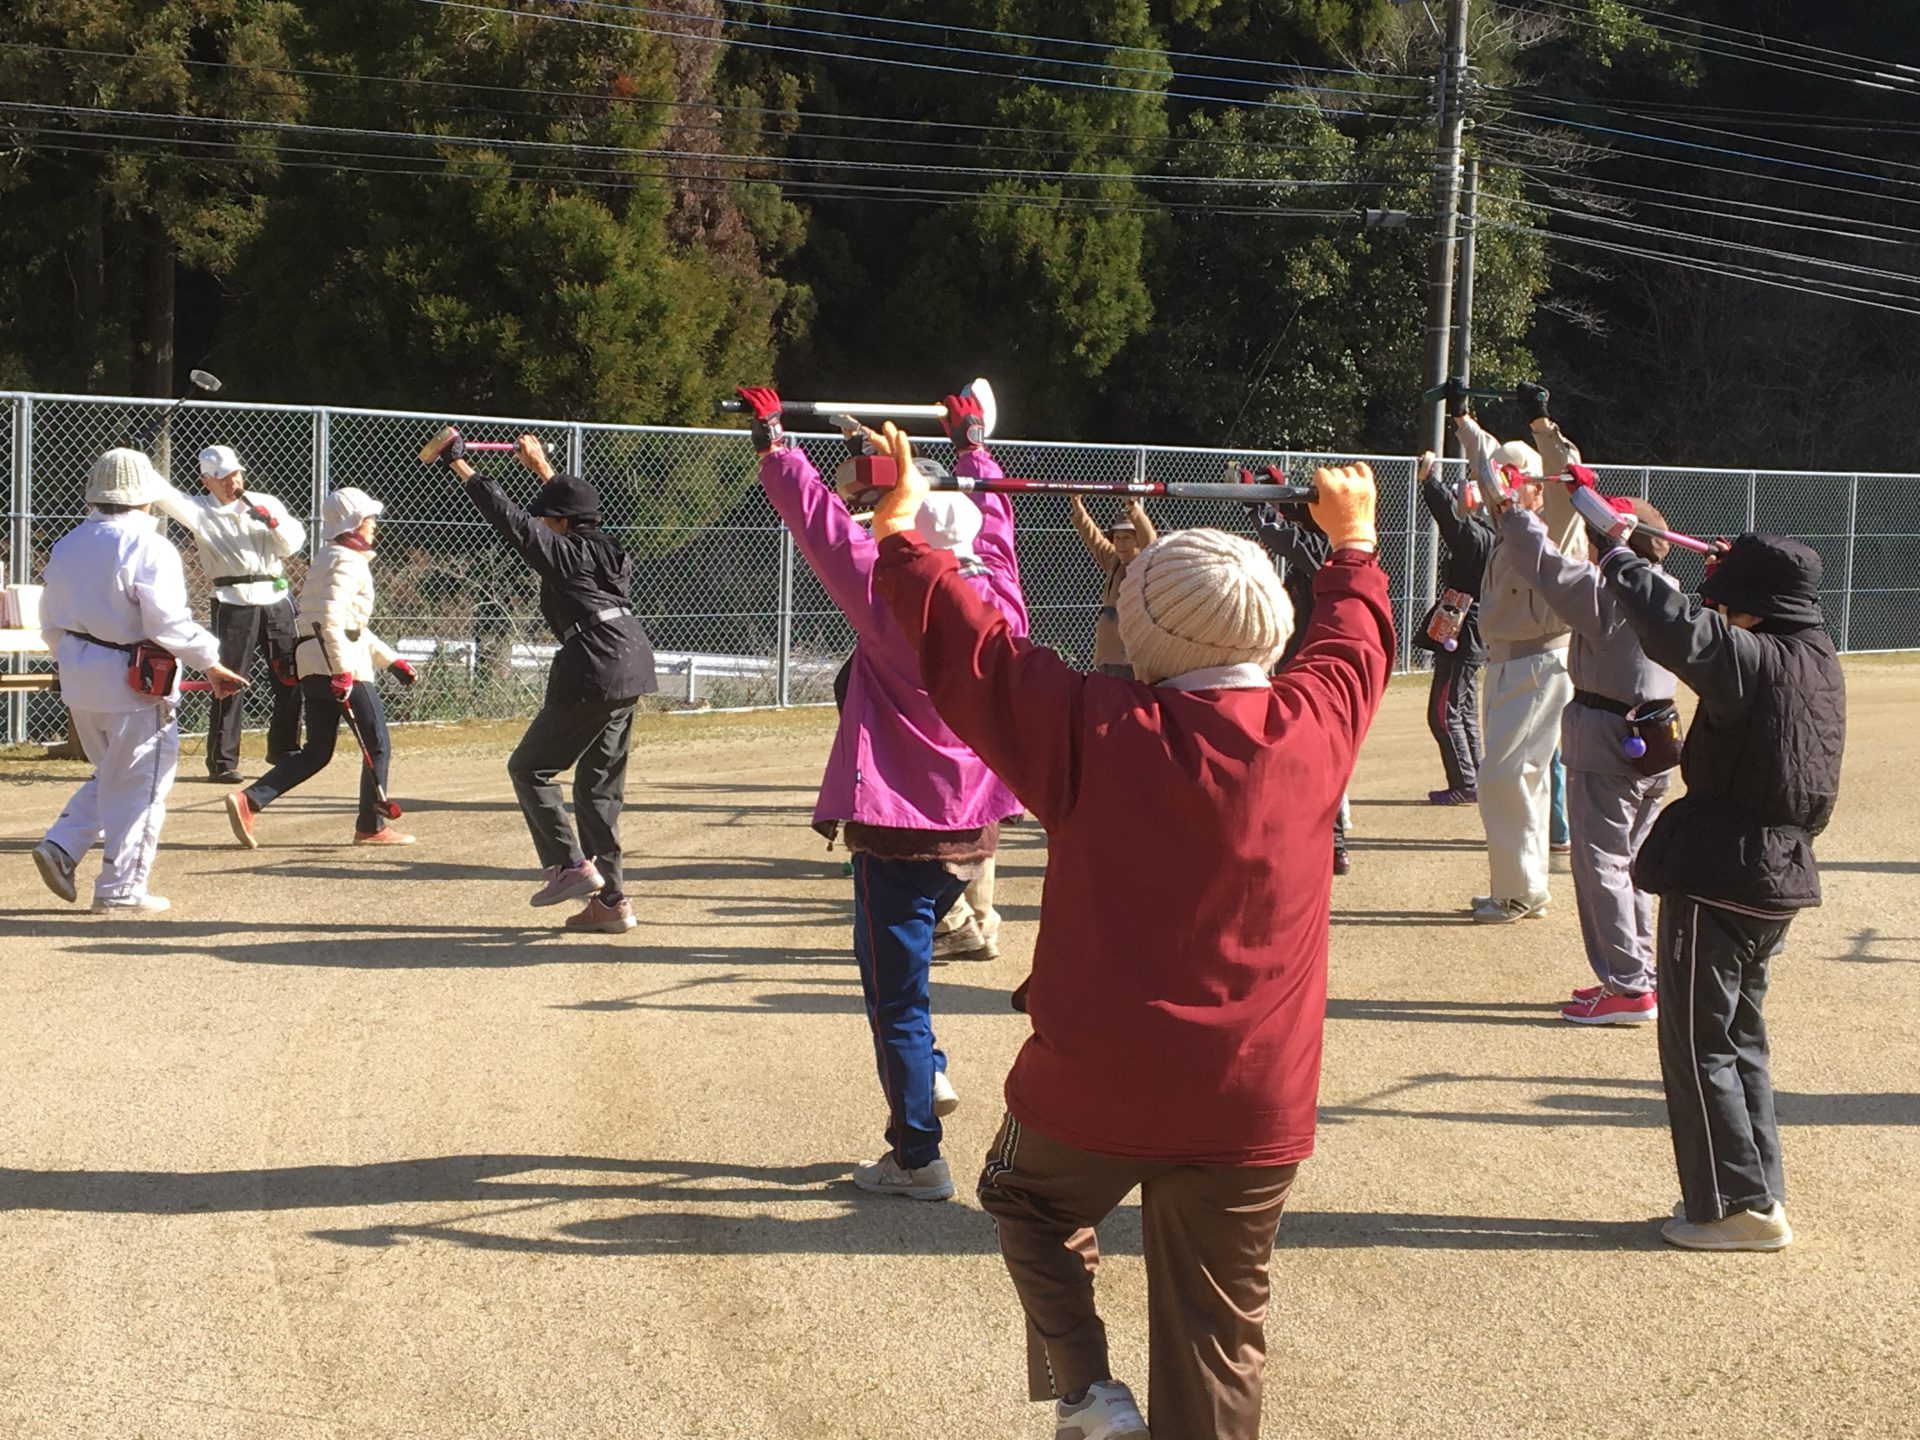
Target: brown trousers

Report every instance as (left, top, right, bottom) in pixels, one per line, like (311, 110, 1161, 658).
(976, 1114, 1299, 1440)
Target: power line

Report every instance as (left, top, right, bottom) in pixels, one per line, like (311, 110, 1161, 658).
(414, 0, 1404, 121)
(1488, 219, 1920, 318)
(1589, 0, 1920, 78)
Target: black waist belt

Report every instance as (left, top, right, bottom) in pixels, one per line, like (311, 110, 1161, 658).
(213, 572, 278, 587)
(1572, 689, 1634, 716)
(69, 631, 137, 654)
(561, 607, 626, 644)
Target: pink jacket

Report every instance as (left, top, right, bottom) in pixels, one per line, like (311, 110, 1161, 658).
(759, 445, 1027, 832)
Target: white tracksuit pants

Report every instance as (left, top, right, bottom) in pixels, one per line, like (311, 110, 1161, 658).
(44, 704, 182, 904)
(1477, 649, 1572, 905)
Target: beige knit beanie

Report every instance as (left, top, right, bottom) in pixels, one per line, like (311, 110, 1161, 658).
(85, 448, 162, 507)
(1117, 528, 1296, 683)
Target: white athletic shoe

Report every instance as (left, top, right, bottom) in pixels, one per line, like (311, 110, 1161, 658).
(1472, 894, 1549, 923)
(92, 895, 171, 916)
(32, 840, 77, 904)
(850, 1153, 954, 1201)
(1662, 1201, 1792, 1252)
(933, 1070, 960, 1117)
(1056, 1379, 1151, 1440)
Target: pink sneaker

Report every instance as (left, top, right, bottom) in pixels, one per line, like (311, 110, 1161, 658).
(225, 792, 259, 850)
(1571, 982, 1605, 1002)
(354, 826, 415, 845)
(1561, 989, 1657, 1025)
(564, 896, 636, 934)
(532, 859, 604, 908)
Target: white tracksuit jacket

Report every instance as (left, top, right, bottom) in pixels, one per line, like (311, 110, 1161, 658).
(293, 540, 399, 683)
(150, 482, 306, 608)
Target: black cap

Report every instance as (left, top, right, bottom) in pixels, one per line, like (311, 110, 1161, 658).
(528, 473, 602, 521)
(1698, 533, 1824, 628)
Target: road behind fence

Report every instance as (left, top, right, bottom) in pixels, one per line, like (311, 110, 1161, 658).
(6, 391, 1918, 744)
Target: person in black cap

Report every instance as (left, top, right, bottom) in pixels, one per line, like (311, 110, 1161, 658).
(1591, 512, 1846, 1251)
(441, 433, 658, 933)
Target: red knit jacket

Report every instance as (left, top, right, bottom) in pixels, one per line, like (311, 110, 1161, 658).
(875, 533, 1395, 1165)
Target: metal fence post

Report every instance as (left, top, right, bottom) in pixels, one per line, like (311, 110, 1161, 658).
(776, 528, 795, 707)
(1843, 474, 1859, 653)
(312, 408, 329, 529)
(1134, 446, 1147, 483)
(1639, 466, 1650, 500)
(1746, 471, 1758, 533)
(1404, 459, 1420, 673)
(569, 423, 585, 477)
(9, 396, 33, 743)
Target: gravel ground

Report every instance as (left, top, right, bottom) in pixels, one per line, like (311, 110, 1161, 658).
(2, 662, 1916, 1439)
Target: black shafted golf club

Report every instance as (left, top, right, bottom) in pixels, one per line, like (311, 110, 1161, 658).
(134, 368, 223, 454)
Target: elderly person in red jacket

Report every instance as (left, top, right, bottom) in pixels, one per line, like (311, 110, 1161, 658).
(866, 424, 1393, 1440)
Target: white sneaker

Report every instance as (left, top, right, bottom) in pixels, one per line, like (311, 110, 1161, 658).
(933, 1070, 960, 1117)
(33, 840, 77, 904)
(1662, 1201, 1792, 1252)
(932, 916, 998, 963)
(92, 895, 171, 916)
(850, 1152, 954, 1201)
(1056, 1379, 1151, 1440)
(1472, 895, 1548, 924)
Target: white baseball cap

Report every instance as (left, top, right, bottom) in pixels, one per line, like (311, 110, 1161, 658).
(322, 487, 385, 536)
(199, 444, 243, 479)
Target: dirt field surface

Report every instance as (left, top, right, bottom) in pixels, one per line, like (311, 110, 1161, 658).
(2, 661, 1917, 1440)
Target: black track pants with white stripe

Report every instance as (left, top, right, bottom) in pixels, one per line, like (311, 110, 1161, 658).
(1655, 894, 1793, 1223)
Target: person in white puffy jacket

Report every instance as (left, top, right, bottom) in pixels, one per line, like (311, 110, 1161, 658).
(223, 487, 417, 847)
(31, 449, 248, 915)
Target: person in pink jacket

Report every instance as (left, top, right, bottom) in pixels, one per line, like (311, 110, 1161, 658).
(736, 385, 1028, 1201)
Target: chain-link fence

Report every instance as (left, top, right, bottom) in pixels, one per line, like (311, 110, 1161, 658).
(6, 390, 1919, 746)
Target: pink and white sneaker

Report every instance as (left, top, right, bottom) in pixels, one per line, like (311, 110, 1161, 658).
(564, 896, 636, 934)
(1561, 988, 1657, 1025)
(1571, 982, 1605, 1003)
(531, 859, 603, 908)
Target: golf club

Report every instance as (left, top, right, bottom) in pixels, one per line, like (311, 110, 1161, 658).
(337, 696, 403, 820)
(418, 425, 520, 464)
(721, 377, 1000, 440)
(134, 368, 223, 453)
(840, 454, 1318, 504)
(1563, 479, 1719, 555)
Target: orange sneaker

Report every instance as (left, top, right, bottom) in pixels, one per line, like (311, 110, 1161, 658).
(353, 826, 416, 845)
(225, 792, 259, 850)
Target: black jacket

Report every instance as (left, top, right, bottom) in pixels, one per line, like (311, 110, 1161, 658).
(465, 475, 658, 704)
(1599, 548, 1845, 911)
(1415, 476, 1494, 661)
(1248, 506, 1330, 665)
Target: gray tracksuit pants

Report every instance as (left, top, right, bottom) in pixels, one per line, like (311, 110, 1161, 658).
(1565, 764, 1670, 994)
(507, 696, 638, 894)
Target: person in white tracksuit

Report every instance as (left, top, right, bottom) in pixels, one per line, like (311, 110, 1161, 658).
(151, 443, 308, 782)
(31, 450, 249, 915)
(1455, 412, 1588, 924)
(223, 487, 417, 847)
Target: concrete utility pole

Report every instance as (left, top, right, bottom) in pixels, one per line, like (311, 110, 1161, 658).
(1419, 0, 1471, 459)
(1455, 153, 1480, 392)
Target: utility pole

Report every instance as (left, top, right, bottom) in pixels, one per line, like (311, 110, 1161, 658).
(1419, 0, 1471, 459)
(1455, 153, 1480, 392)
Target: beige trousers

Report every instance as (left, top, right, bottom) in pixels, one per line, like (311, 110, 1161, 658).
(933, 856, 998, 940)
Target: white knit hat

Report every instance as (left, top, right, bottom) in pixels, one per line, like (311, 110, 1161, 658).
(322, 487, 384, 537)
(1491, 439, 1544, 480)
(913, 492, 982, 559)
(1117, 528, 1295, 684)
(86, 448, 162, 507)
(199, 444, 243, 480)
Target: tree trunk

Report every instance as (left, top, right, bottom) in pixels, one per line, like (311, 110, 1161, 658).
(146, 216, 176, 397)
(76, 197, 108, 391)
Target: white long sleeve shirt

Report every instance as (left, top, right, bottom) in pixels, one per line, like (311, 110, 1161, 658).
(40, 511, 222, 713)
(150, 480, 306, 607)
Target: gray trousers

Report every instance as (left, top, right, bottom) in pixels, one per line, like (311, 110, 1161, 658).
(1657, 896, 1792, 1222)
(507, 697, 637, 894)
(1565, 765, 1669, 993)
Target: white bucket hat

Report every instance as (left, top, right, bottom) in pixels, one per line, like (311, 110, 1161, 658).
(86, 448, 163, 507)
(913, 492, 983, 559)
(322, 487, 384, 537)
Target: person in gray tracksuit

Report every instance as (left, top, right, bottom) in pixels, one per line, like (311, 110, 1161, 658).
(1497, 477, 1678, 1026)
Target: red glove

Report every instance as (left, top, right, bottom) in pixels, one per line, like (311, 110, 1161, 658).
(735, 386, 784, 453)
(251, 503, 278, 530)
(269, 656, 297, 688)
(940, 391, 986, 450)
(389, 659, 417, 687)
(1564, 461, 1599, 491)
(330, 672, 354, 703)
